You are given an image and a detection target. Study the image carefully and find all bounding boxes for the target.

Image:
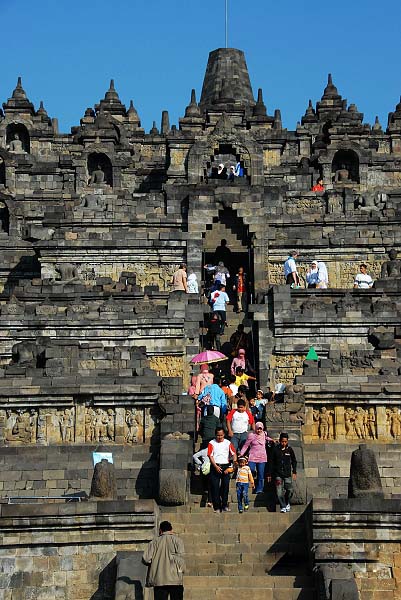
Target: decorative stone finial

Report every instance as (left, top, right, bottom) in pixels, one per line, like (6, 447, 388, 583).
(372, 115, 382, 131)
(12, 76, 27, 100)
(184, 89, 201, 118)
(273, 109, 282, 130)
(253, 88, 267, 117)
(104, 79, 119, 101)
(161, 110, 170, 135)
(127, 100, 141, 126)
(95, 79, 126, 116)
(301, 99, 317, 125)
(150, 120, 159, 135)
(323, 73, 339, 98)
(37, 100, 48, 117)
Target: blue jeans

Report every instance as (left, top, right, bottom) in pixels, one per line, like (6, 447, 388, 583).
(231, 432, 248, 452)
(248, 461, 266, 493)
(236, 482, 249, 511)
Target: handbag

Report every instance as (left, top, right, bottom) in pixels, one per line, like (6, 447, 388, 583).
(201, 460, 211, 475)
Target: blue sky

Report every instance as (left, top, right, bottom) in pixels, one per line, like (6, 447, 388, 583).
(1, 0, 401, 133)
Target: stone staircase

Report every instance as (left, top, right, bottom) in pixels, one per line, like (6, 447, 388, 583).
(162, 486, 316, 599)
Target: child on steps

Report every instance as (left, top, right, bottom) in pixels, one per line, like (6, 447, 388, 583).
(236, 456, 254, 513)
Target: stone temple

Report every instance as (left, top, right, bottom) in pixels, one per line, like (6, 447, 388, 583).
(0, 47, 401, 598)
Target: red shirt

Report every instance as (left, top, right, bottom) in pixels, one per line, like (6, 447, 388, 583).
(237, 274, 244, 293)
(312, 184, 324, 192)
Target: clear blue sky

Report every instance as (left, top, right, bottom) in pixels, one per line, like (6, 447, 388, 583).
(2, 0, 401, 133)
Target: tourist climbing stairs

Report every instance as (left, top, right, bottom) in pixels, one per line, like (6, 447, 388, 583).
(162, 486, 316, 599)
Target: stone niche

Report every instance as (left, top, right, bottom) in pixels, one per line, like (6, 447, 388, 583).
(304, 404, 401, 443)
(0, 404, 157, 446)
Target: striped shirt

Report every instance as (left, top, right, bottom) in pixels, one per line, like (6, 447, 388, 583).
(236, 465, 253, 484)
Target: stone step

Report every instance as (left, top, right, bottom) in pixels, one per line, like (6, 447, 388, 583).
(184, 575, 313, 587)
(162, 503, 305, 515)
(172, 517, 302, 534)
(184, 588, 315, 600)
(168, 509, 301, 524)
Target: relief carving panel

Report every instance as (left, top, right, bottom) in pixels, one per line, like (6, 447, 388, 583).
(270, 354, 306, 386)
(1, 405, 158, 446)
(304, 405, 401, 443)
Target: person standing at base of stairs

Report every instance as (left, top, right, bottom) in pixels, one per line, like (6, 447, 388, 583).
(235, 456, 254, 513)
(208, 427, 237, 513)
(267, 432, 297, 513)
(143, 520, 185, 600)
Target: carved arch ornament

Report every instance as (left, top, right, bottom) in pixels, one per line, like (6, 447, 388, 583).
(187, 116, 264, 185)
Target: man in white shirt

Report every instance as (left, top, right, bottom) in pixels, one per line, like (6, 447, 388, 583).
(283, 251, 300, 286)
(208, 427, 237, 512)
(354, 264, 374, 289)
(210, 284, 230, 334)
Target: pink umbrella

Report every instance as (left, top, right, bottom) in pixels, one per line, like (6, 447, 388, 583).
(190, 350, 228, 365)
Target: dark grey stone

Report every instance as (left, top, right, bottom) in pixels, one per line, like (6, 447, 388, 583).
(348, 444, 384, 499)
(90, 459, 117, 500)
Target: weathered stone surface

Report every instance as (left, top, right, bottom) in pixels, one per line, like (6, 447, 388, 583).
(90, 459, 117, 500)
(159, 468, 188, 505)
(348, 444, 384, 499)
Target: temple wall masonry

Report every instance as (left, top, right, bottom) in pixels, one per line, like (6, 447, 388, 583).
(1, 46, 401, 597)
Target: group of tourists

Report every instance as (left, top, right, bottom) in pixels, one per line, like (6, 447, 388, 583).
(142, 425, 297, 599)
(284, 250, 374, 289)
(193, 422, 297, 515)
(191, 361, 296, 514)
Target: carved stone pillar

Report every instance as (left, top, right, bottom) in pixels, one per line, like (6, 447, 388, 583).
(115, 407, 125, 444)
(75, 403, 86, 443)
(303, 406, 314, 442)
(376, 406, 388, 441)
(334, 406, 345, 441)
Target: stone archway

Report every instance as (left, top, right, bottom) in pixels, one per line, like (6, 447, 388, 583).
(186, 114, 264, 185)
(204, 141, 250, 181)
(185, 188, 267, 296)
(87, 152, 113, 186)
(6, 123, 30, 153)
(332, 149, 360, 183)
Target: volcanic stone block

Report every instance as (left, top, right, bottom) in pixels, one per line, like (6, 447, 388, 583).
(89, 459, 117, 500)
(159, 468, 188, 505)
(348, 444, 384, 499)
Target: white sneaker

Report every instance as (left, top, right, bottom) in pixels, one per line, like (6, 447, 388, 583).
(285, 504, 291, 512)
(280, 507, 287, 513)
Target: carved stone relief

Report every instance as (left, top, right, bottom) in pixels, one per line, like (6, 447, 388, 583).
(149, 355, 189, 391)
(270, 354, 306, 385)
(1, 404, 158, 445)
(76, 262, 176, 291)
(285, 198, 324, 215)
(304, 405, 401, 443)
(267, 258, 385, 288)
(149, 355, 185, 378)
